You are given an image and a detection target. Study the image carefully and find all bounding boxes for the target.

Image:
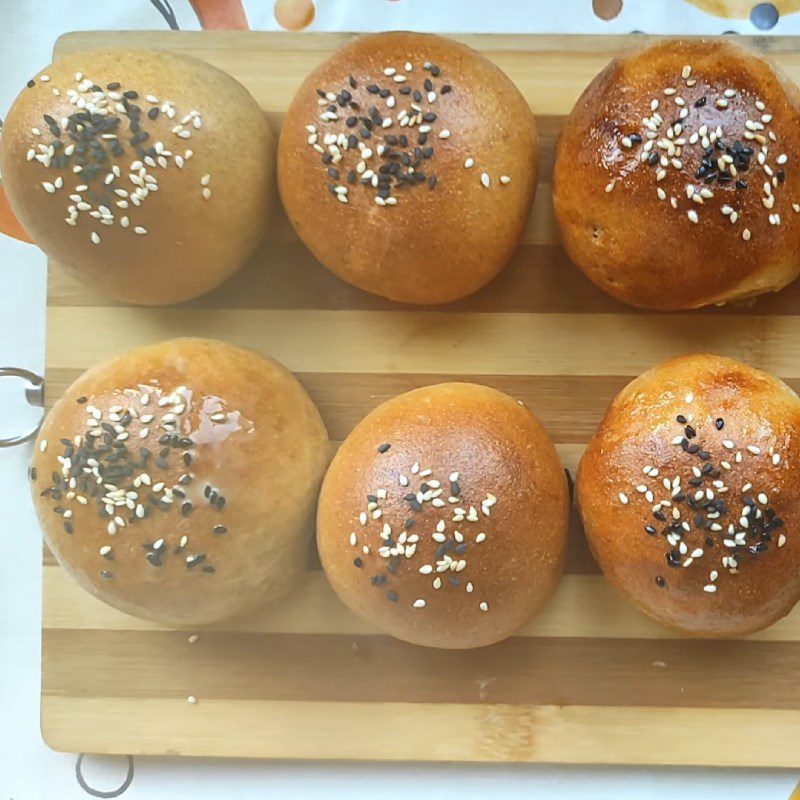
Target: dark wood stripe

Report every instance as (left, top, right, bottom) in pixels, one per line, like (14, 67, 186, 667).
(42, 630, 800, 709)
(48, 235, 800, 314)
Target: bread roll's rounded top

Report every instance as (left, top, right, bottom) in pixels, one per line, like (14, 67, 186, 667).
(1, 49, 272, 305)
(553, 39, 800, 310)
(317, 383, 568, 648)
(577, 354, 800, 636)
(31, 338, 329, 626)
(279, 32, 538, 304)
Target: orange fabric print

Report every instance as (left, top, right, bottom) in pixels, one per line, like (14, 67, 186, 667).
(0, 182, 32, 244)
(189, 0, 249, 29)
(274, 0, 316, 30)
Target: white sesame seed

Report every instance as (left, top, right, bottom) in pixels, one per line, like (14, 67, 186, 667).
(419, 565, 433, 575)
(438, 129, 451, 139)
(187, 696, 197, 704)
(742, 228, 751, 241)
(481, 172, 490, 188)
(618, 492, 629, 505)
(413, 599, 426, 609)
(479, 601, 489, 612)
(499, 175, 511, 185)
(779, 534, 787, 547)
(475, 532, 486, 544)
(703, 585, 717, 594)
(687, 209, 698, 224)
(605, 181, 615, 193)
(747, 445, 761, 455)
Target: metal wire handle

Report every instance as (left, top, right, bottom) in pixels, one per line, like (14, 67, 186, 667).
(0, 366, 44, 447)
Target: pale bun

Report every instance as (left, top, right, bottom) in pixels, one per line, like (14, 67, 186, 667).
(1, 49, 273, 305)
(31, 338, 330, 626)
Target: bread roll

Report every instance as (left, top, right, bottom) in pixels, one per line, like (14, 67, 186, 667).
(317, 383, 568, 648)
(1, 49, 273, 304)
(553, 39, 800, 310)
(30, 338, 329, 626)
(577, 354, 800, 636)
(279, 32, 538, 304)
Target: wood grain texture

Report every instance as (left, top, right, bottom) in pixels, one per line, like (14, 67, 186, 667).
(42, 31, 800, 765)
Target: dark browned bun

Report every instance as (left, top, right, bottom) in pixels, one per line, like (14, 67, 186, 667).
(278, 32, 538, 305)
(0, 49, 273, 305)
(316, 383, 568, 648)
(30, 338, 330, 626)
(577, 354, 800, 637)
(553, 39, 800, 310)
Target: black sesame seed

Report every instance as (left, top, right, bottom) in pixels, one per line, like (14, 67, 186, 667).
(64, 521, 73, 535)
(387, 591, 398, 603)
(655, 575, 666, 587)
(27, 79, 35, 88)
(377, 443, 391, 454)
(715, 418, 725, 430)
(645, 525, 657, 536)
(353, 557, 363, 568)
(676, 415, 687, 424)
(367, 84, 379, 94)
(100, 570, 114, 580)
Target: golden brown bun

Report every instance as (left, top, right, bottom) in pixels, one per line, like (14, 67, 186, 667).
(577, 354, 800, 637)
(278, 32, 538, 305)
(317, 383, 568, 648)
(553, 39, 800, 310)
(1, 49, 273, 305)
(31, 338, 329, 626)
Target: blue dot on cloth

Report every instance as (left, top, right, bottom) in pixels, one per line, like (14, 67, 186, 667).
(750, 3, 780, 30)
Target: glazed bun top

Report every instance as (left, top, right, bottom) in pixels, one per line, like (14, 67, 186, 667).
(553, 39, 800, 310)
(279, 31, 538, 304)
(31, 338, 330, 626)
(577, 354, 800, 636)
(317, 383, 569, 649)
(0, 49, 272, 305)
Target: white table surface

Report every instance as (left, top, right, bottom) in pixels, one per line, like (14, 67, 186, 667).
(1, 1, 799, 797)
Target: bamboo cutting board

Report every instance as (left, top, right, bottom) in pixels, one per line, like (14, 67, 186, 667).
(42, 31, 800, 766)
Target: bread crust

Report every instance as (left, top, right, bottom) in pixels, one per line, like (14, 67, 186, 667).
(317, 382, 568, 648)
(31, 338, 330, 626)
(577, 354, 800, 636)
(553, 39, 800, 310)
(279, 32, 538, 304)
(1, 49, 273, 305)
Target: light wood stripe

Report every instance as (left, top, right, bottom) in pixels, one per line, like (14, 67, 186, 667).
(40, 697, 800, 765)
(46, 308, 795, 375)
(42, 569, 800, 642)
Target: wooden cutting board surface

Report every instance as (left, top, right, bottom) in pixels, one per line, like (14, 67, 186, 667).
(42, 30, 800, 766)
